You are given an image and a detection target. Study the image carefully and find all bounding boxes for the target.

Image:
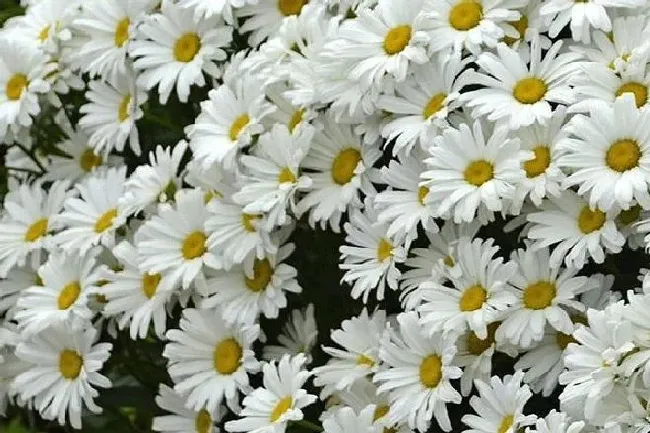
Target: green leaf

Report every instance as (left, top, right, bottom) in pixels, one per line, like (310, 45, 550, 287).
(5, 418, 31, 433)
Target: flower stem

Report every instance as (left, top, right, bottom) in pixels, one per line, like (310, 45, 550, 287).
(293, 419, 322, 432)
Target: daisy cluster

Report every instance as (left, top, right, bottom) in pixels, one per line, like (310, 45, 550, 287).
(3, 0, 650, 432)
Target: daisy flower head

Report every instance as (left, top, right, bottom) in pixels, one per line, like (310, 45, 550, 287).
(226, 353, 317, 433)
(163, 308, 260, 411)
(176, 0, 257, 24)
(422, 120, 528, 223)
(417, 236, 517, 340)
(0, 179, 68, 278)
(322, 405, 380, 433)
(498, 1, 550, 53)
(263, 304, 318, 363)
(263, 82, 318, 135)
(137, 188, 221, 290)
(187, 75, 275, 170)
(374, 311, 462, 432)
(0, 254, 44, 320)
(459, 39, 580, 129)
(527, 410, 585, 433)
(525, 190, 625, 269)
(130, 0, 233, 103)
(236, 0, 311, 46)
(4, 0, 75, 53)
(153, 384, 225, 433)
(10, 324, 112, 429)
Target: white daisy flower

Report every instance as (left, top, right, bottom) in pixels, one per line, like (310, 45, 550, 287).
(619, 291, 650, 387)
(374, 311, 462, 432)
(163, 308, 260, 411)
(54, 167, 127, 254)
(527, 410, 585, 433)
(4, 0, 75, 53)
(417, 237, 517, 340)
(498, 1, 550, 52)
(176, 0, 257, 24)
(153, 384, 225, 433)
(225, 354, 317, 433)
(10, 324, 112, 429)
(263, 83, 318, 135)
(525, 190, 626, 269)
(0, 323, 27, 416)
(262, 304, 318, 363)
(322, 405, 380, 433)
(0, 180, 68, 277)
(137, 188, 221, 290)
(0, 254, 43, 319)
(459, 39, 579, 129)
(130, 0, 233, 103)
(313, 309, 386, 395)
(13, 249, 100, 336)
(237, 0, 311, 46)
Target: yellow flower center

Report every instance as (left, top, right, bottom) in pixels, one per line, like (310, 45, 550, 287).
(513, 77, 548, 104)
(79, 149, 103, 172)
(577, 206, 606, 234)
(242, 213, 260, 233)
(618, 204, 641, 225)
(59, 349, 83, 380)
(118, 94, 131, 122)
(278, 167, 297, 184)
(459, 284, 487, 311)
(195, 409, 212, 433)
(524, 146, 550, 178)
(356, 354, 376, 367)
(606, 138, 641, 172)
(6, 73, 28, 101)
(497, 415, 515, 433)
(270, 396, 293, 422)
(95, 293, 108, 303)
(422, 93, 447, 119)
(173, 32, 201, 63)
(94, 208, 117, 233)
(377, 238, 393, 262)
(245, 258, 273, 292)
(38, 25, 50, 42)
(181, 231, 207, 259)
(419, 354, 442, 388)
(417, 186, 429, 205)
(443, 255, 455, 267)
(383, 25, 412, 55)
(556, 332, 575, 350)
(141, 273, 162, 299)
(288, 109, 304, 132)
(615, 82, 648, 108)
(163, 181, 178, 201)
(466, 321, 499, 355)
(523, 281, 556, 310)
(278, 0, 307, 16)
(114, 18, 130, 48)
(24, 218, 49, 242)
(449, 0, 483, 31)
(464, 160, 494, 186)
(331, 148, 361, 185)
(58, 281, 81, 310)
(229, 114, 250, 141)
(503, 15, 528, 45)
(213, 338, 242, 374)
(373, 405, 390, 421)
(204, 189, 222, 203)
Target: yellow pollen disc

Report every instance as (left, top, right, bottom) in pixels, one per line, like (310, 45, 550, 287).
(523, 281, 556, 310)
(79, 149, 103, 172)
(331, 148, 361, 185)
(606, 138, 640, 172)
(58, 281, 81, 310)
(59, 349, 83, 380)
(245, 258, 274, 292)
(278, 0, 308, 16)
(181, 231, 206, 259)
(356, 354, 376, 367)
(270, 396, 293, 422)
(459, 284, 487, 312)
(524, 146, 550, 178)
(464, 160, 494, 186)
(94, 208, 117, 233)
(423, 93, 447, 119)
(38, 25, 50, 42)
(141, 273, 161, 299)
(513, 77, 548, 104)
(229, 114, 250, 141)
(449, 0, 483, 31)
(497, 415, 515, 433)
(213, 338, 242, 374)
(383, 25, 412, 55)
(242, 213, 260, 233)
(288, 108, 304, 132)
(376, 238, 393, 262)
(278, 167, 297, 184)
(373, 405, 390, 422)
(443, 255, 455, 267)
(173, 32, 201, 63)
(195, 409, 212, 433)
(466, 322, 499, 355)
(417, 186, 429, 205)
(163, 181, 178, 201)
(5, 73, 28, 101)
(618, 204, 641, 225)
(204, 189, 222, 203)
(556, 332, 575, 350)
(419, 354, 442, 388)
(24, 218, 48, 242)
(118, 94, 131, 122)
(615, 82, 648, 108)
(577, 206, 606, 234)
(114, 18, 130, 47)
(503, 15, 528, 45)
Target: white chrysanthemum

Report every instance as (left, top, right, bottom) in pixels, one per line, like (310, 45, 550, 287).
(527, 410, 584, 433)
(176, 0, 256, 24)
(163, 308, 260, 411)
(137, 189, 221, 290)
(459, 39, 579, 129)
(374, 311, 462, 432)
(417, 237, 517, 339)
(237, 0, 310, 46)
(525, 190, 625, 269)
(226, 354, 317, 433)
(152, 384, 225, 433)
(13, 249, 100, 336)
(263, 304, 318, 363)
(322, 405, 380, 433)
(4, 0, 75, 53)
(498, 2, 549, 53)
(423, 120, 528, 223)
(10, 324, 112, 429)
(130, 1, 232, 103)
(313, 309, 386, 395)
(0, 180, 68, 277)
(263, 83, 318, 134)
